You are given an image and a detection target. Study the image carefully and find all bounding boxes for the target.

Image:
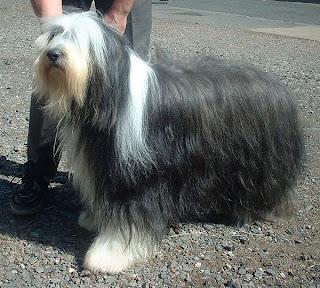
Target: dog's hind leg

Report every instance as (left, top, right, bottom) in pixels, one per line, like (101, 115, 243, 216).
(83, 222, 157, 274)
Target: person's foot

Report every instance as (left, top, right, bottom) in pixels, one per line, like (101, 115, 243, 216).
(10, 161, 49, 215)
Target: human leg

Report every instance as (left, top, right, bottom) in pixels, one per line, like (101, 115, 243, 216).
(95, 0, 152, 61)
(11, 1, 92, 215)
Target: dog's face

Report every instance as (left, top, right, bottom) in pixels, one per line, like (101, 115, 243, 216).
(33, 12, 122, 117)
(34, 15, 91, 113)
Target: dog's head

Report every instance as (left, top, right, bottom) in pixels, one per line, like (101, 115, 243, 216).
(33, 12, 128, 116)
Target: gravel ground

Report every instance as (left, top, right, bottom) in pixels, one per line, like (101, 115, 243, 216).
(0, 1, 319, 287)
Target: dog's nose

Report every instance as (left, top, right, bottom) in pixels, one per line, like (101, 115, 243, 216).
(47, 49, 62, 63)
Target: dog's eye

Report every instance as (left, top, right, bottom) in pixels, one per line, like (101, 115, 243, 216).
(49, 27, 64, 41)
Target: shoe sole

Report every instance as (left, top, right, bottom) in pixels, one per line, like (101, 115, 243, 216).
(10, 201, 43, 216)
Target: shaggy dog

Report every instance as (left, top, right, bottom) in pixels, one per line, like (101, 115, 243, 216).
(33, 12, 304, 273)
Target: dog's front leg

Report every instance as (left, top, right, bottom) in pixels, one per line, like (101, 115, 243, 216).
(83, 222, 158, 274)
(78, 210, 100, 232)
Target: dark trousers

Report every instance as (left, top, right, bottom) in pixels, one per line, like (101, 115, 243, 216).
(27, 0, 152, 178)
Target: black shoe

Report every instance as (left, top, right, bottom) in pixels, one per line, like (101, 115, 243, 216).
(10, 161, 49, 215)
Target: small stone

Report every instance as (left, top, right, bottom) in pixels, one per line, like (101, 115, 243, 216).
(240, 237, 249, 245)
(202, 280, 210, 286)
(105, 276, 116, 284)
(265, 268, 275, 276)
(68, 268, 76, 274)
(258, 251, 266, 258)
(45, 267, 54, 273)
(80, 269, 91, 277)
(227, 251, 234, 257)
(223, 242, 234, 251)
(305, 205, 313, 211)
(285, 229, 294, 235)
(254, 269, 263, 278)
(299, 254, 309, 261)
(35, 267, 44, 273)
(313, 264, 320, 272)
(160, 271, 167, 279)
(203, 269, 211, 275)
(226, 281, 240, 288)
(58, 265, 66, 271)
(31, 280, 43, 287)
(5, 272, 17, 281)
(244, 273, 253, 281)
(238, 267, 246, 275)
(50, 278, 61, 284)
(21, 271, 32, 283)
(264, 279, 272, 286)
(195, 262, 201, 268)
(280, 272, 286, 278)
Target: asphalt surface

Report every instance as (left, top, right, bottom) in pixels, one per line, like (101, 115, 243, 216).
(168, 0, 320, 25)
(153, 0, 320, 41)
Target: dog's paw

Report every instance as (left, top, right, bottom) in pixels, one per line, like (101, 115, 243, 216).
(83, 242, 133, 274)
(78, 210, 98, 232)
(83, 229, 156, 274)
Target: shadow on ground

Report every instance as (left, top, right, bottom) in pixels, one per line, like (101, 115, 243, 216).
(0, 156, 94, 270)
(0, 156, 241, 270)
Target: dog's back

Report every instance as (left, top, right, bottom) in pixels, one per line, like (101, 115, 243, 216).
(146, 56, 304, 223)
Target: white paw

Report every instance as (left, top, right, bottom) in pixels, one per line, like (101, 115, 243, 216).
(84, 242, 134, 274)
(83, 227, 156, 274)
(78, 210, 99, 232)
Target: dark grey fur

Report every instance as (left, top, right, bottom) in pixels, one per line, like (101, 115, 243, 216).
(39, 12, 305, 247)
